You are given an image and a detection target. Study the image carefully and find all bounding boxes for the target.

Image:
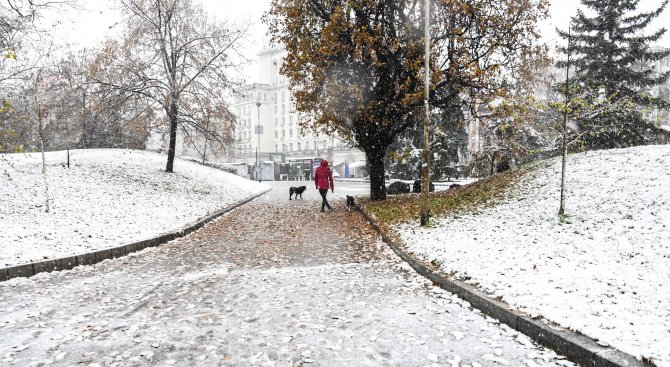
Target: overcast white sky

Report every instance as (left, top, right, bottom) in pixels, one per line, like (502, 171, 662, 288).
(49, 0, 670, 80)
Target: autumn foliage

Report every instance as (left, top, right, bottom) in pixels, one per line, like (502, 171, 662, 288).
(265, 0, 549, 200)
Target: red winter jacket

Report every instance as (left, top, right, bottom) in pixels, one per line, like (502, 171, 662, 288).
(314, 160, 334, 190)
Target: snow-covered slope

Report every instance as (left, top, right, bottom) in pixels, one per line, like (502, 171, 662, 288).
(393, 145, 670, 366)
(0, 149, 270, 267)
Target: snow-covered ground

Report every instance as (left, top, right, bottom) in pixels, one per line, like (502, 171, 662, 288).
(393, 145, 670, 367)
(0, 149, 270, 267)
(0, 244, 575, 367)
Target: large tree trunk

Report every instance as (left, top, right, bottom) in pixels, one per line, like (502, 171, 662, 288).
(367, 148, 386, 201)
(166, 96, 178, 173)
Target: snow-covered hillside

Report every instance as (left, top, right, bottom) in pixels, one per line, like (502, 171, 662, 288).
(393, 145, 670, 367)
(0, 149, 270, 267)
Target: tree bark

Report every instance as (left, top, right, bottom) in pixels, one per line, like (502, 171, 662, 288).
(166, 95, 178, 173)
(367, 148, 386, 201)
(489, 151, 497, 176)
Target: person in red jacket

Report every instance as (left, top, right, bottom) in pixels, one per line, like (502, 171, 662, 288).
(314, 159, 334, 212)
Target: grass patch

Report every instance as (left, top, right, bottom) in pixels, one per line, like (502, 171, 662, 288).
(361, 167, 529, 226)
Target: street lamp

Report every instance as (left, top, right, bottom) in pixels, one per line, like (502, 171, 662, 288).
(255, 99, 262, 182)
(420, 0, 431, 226)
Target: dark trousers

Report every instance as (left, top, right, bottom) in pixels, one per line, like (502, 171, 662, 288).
(319, 189, 332, 211)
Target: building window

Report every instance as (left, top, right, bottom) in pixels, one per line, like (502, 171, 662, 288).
(297, 142, 301, 151)
(282, 105, 285, 114)
(282, 130, 285, 137)
(274, 105, 278, 114)
(274, 93, 278, 103)
(282, 117, 285, 126)
(290, 129, 293, 137)
(274, 118, 278, 126)
(274, 131, 278, 138)
(275, 144, 278, 152)
(282, 90, 285, 102)
(289, 115, 293, 124)
(289, 143, 293, 151)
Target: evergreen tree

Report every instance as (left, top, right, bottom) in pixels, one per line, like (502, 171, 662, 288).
(557, 0, 670, 149)
(386, 104, 468, 181)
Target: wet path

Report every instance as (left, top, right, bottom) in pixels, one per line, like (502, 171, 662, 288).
(0, 181, 574, 366)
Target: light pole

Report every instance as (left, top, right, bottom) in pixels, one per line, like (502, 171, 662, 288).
(420, 0, 431, 226)
(559, 28, 571, 217)
(255, 99, 262, 182)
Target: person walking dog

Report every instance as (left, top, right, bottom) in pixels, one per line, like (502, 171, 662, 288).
(314, 159, 334, 212)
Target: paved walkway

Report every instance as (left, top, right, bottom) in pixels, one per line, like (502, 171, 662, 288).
(0, 182, 574, 366)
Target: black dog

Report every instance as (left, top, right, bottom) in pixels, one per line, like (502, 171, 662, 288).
(289, 186, 307, 200)
(346, 195, 355, 211)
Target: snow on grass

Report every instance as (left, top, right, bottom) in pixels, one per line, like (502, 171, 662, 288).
(0, 149, 270, 267)
(392, 145, 670, 367)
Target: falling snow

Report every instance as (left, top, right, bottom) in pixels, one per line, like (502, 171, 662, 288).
(394, 145, 670, 367)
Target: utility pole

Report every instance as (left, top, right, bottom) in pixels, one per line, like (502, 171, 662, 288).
(559, 28, 571, 217)
(256, 99, 262, 182)
(420, 0, 431, 226)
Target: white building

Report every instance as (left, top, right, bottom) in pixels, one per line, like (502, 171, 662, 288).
(226, 46, 366, 178)
(648, 47, 670, 126)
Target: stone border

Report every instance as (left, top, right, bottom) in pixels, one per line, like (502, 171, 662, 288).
(354, 202, 653, 367)
(0, 188, 272, 283)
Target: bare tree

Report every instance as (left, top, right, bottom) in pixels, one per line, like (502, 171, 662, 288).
(92, 0, 248, 172)
(1, 0, 75, 62)
(178, 89, 235, 163)
(1, 0, 74, 153)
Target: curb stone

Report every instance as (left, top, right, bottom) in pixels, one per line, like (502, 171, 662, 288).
(353, 202, 653, 367)
(0, 188, 272, 282)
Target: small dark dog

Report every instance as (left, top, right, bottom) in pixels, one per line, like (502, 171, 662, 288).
(289, 186, 307, 200)
(346, 195, 355, 211)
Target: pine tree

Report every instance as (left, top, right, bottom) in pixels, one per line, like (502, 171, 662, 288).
(557, 0, 670, 149)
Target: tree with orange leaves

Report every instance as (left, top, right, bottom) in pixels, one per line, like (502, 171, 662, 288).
(266, 0, 549, 200)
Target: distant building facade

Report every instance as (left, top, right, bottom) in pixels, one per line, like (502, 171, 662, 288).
(648, 47, 670, 127)
(225, 46, 366, 178)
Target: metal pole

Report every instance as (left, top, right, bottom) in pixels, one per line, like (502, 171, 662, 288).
(420, 0, 431, 226)
(559, 28, 571, 217)
(38, 105, 50, 213)
(256, 100, 261, 182)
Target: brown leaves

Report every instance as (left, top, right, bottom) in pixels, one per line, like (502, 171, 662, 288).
(362, 168, 527, 225)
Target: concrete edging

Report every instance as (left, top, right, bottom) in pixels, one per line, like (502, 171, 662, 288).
(0, 188, 272, 283)
(354, 203, 653, 367)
